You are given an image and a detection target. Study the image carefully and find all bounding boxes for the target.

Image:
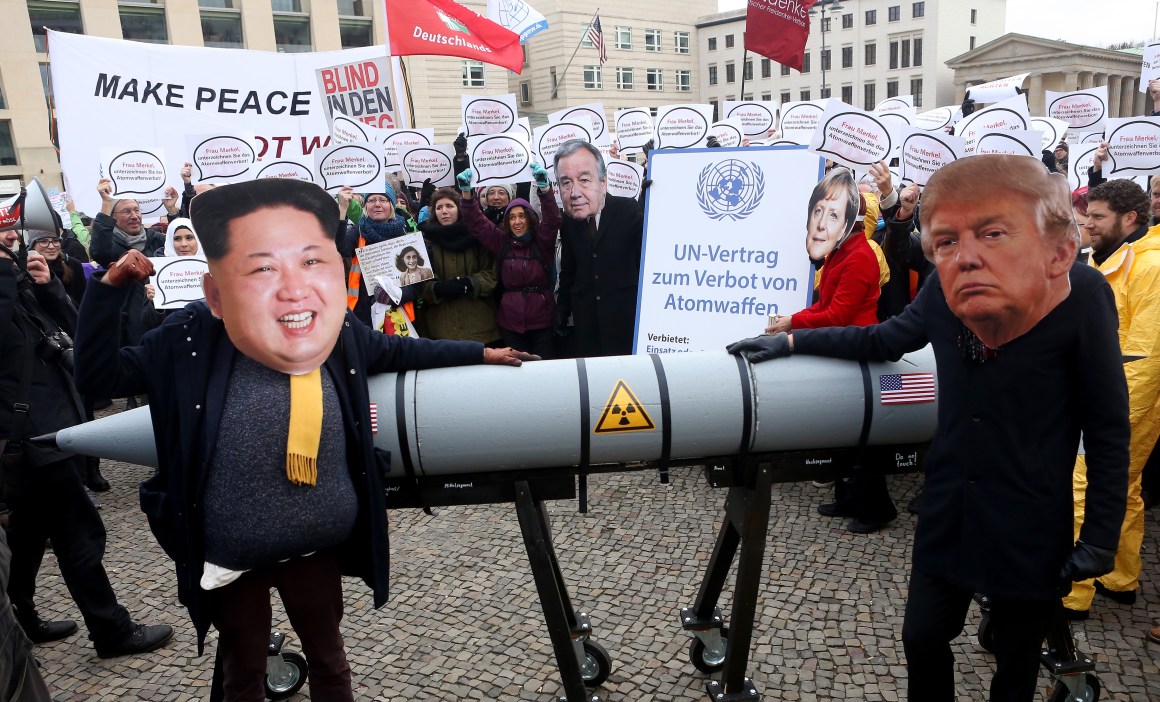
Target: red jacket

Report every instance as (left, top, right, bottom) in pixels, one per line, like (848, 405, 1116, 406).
(791, 234, 880, 329)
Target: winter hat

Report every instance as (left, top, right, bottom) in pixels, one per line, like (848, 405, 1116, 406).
(1055, 141, 1069, 153)
(484, 184, 515, 201)
(25, 229, 58, 246)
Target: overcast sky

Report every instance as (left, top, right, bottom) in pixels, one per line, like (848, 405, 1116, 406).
(717, 0, 1160, 48)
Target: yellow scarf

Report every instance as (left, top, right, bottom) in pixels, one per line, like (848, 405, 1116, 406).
(286, 368, 322, 486)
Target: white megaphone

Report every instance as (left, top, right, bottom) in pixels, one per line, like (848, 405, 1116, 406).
(0, 177, 63, 238)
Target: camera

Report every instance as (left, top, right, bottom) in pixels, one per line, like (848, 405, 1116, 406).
(37, 330, 74, 374)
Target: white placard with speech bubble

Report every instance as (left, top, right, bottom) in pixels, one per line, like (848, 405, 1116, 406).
(654, 104, 714, 149)
(533, 121, 592, 169)
(1066, 141, 1101, 192)
(971, 129, 1043, 157)
(874, 108, 915, 156)
(468, 133, 534, 186)
(875, 96, 913, 113)
(1079, 131, 1105, 144)
(100, 148, 168, 198)
(149, 255, 209, 310)
(898, 126, 965, 187)
(1031, 117, 1071, 151)
(955, 95, 1032, 154)
(808, 101, 895, 172)
(331, 115, 391, 145)
(185, 133, 255, 184)
(1143, 42, 1160, 91)
(706, 119, 744, 148)
(355, 232, 433, 293)
(400, 143, 457, 188)
(966, 73, 1029, 104)
(515, 117, 532, 143)
(382, 128, 435, 172)
(614, 108, 656, 152)
(1104, 116, 1160, 175)
(778, 100, 829, 145)
(1046, 87, 1108, 135)
(724, 101, 778, 137)
(913, 106, 958, 132)
(313, 141, 384, 192)
(606, 159, 645, 199)
(462, 94, 519, 137)
(255, 159, 315, 183)
(549, 103, 608, 143)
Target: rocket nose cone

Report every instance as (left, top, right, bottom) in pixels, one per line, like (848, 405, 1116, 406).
(29, 432, 59, 448)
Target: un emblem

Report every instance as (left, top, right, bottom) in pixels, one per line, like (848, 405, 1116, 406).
(696, 159, 765, 221)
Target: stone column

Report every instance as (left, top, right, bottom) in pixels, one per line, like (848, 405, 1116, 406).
(1078, 71, 1093, 89)
(1107, 74, 1121, 118)
(1093, 72, 1108, 88)
(1063, 71, 1080, 90)
(1028, 73, 1045, 114)
(1121, 76, 1137, 117)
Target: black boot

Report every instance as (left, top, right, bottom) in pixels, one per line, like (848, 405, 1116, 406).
(86, 457, 110, 493)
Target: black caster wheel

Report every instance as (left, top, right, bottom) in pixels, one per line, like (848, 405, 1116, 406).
(1049, 673, 1101, 702)
(978, 611, 995, 653)
(579, 639, 612, 687)
(688, 626, 729, 674)
(265, 650, 307, 700)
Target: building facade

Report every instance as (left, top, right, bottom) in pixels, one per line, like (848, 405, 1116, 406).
(696, 0, 1006, 122)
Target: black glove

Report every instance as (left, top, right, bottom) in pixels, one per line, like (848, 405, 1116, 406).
(433, 276, 471, 301)
(454, 132, 468, 156)
(706, 136, 721, 148)
(1059, 541, 1117, 583)
(726, 332, 792, 363)
(554, 307, 573, 337)
(960, 96, 976, 117)
(642, 138, 655, 156)
(419, 178, 435, 209)
(641, 178, 653, 191)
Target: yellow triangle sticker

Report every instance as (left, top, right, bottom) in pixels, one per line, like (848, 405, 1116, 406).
(595, 380, 655, 434)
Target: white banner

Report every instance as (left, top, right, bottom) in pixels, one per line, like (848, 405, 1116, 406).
(1143, 42, 1160, 91)
(636, 146, 819, 352)
(1046, 87, 1109, 135)
(614, 108, 656, 151)
(149, 255, 209, 310)
(808, 101, 895, 171)
(400, 143, 457, 188)
(654, 104, 714, 149)
(724, 101, 778, 137)
(186, 133, 256, 184)
(533, 121, 592, 169)
(972, 129, 1043, 157)
(1067, 141, 1100, 192)
(778, 100, 829, 145)
(549, 103, 608, 143)
(606, 158, 645, 199)
(49, 31, 401, 218)
(899, 126, 965, 187)
(486, 0, 548, 43)
(467, 133, 534, 185)
(462, 94, 519, 136)
(315, 56, 396, 128)
(355, 233, 433, 293)
(331, 115, 391, 145)
(706, 119, 744, 148)
(100, 147, 168, 199)
(1031, 117, 1070, 151)
(314, 141, 384, 192)
(874, 96, 913, 113)
(955, 95, 1032, 154)
(966, 73, 1029, 103)
(1104, 117, 1160, 175)
(383, 128, 435, 172)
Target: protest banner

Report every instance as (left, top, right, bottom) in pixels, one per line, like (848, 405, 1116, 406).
(100, 147, 168, 199)
(48, 31, 404, 217)
(1066, 141, 1100, 192)
(516, 117, 532, 143)
(255, 159, 315, 183)
(549, 103, 608, 142)
(778, 100, 828, 145)
(898, 126, 965, 187)
(913, 106, 958, 132)
(1031, 116, 1070, 151)
(808, 101, 894, 171)
(1104, 117, 1160, 175)
(355, 232, 434, 292)
(463, 94, 519, 136)
(966, 73, 1029, 103)
(533, 121, 592, 168)
(315, 56, 396, 129)
(486, 0, 549, 44)
(46, 187, 70, 223)
(186, 133, 255, 184)
(400, 143, 457, 187)
(1143, 42, 1160, 90)
(706, 119, 745, 148)
(971, 129, 1043, 157)
(314, 141, 384, 192)
(955, 94, 1032, 154)
(724, 101, 778, 137)
(874, 107, 914, 155)
(1079, 131, 1105, 144)
(468, 132, 533, 185)
(331, 114, 391, 144)
(875, 96, 913, 113)
(383, 128, 435, 172)
(149, 255, 209, 310)
(614, 108, 656, 152)
(1046, 87, 1108, 134)
(654, 104, 714, 149)
(636, 146, 819, 353)
(606, 158, 645, 199)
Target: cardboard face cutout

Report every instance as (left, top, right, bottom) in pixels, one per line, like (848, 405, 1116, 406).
(805, 169, 859, 261)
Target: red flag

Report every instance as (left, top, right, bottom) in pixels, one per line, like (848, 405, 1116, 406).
(745, 0, 818, 72)
(387, 0, 523, 74)
(0, 192, 22, 232)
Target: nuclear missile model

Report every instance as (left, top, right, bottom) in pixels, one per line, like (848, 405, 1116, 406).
(44, 348, 937, 702)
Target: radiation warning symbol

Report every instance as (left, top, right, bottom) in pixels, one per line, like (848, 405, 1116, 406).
(594, 380, 655, 434)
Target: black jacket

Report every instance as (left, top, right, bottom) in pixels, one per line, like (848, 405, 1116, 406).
(74, 281, 485, 651)
(873, 202, 932, 321)
(557, 195, 644, 357)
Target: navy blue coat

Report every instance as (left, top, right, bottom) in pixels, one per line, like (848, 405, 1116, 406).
(74, 281, 483, 650)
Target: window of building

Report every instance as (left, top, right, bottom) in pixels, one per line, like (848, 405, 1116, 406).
(615, 26, 631, 49)
(743, 60, 752, 81)
(120, 5, 169, 44)
(708, 64, 718, 85)
(781, 91, 792, 105)
(913, 2, 924, 18)
(198, 0, 232, 7)
(911, 78, 924, 107)
(581, 22, 593, 46)
(644, 28, 661, 52)
(780, 63, 790, 76)
(887, 80, 898, 98)
(864, 82, 876, 110)
(761, 91, 771, 101)
(820, 87, 831, 99)
(969, 36, 976, 50)
(0, 121, 16, 166)
(842, 13, 853, 29)
(760, 58, 771, 78)
(889, 41, 898, 69)
(821, 17, 830, 32)
(800, 89, 811, 101)
(461, 61, 485, 87)
(841, 85, 853, 104)
(616, 67, 634, 90)
(820, 49, 830, 72)
(865, 9, 876, 25)
(914, 37, 923, 66)
(549, 66, 556, 93)
(841, 46, 852, 68)
(674, 31, 690, 53)
(201, 11, 243, 47)
(888, 5, 900, 21)
(725, 62, 735, 83)
(336, 0, 365, 14)
(583, 65, 602, 89)
(28, 0, 82, 52)
(708, 36, 717, 51)
(271, 0, 300, 10)
(971, 8, 977, 24)
(646, 68, 662, 91)
(725, 33, 734, 48)
(522, 45, 530, 67)
(709, 100, 719, 120)
(517, 81, 531, 104)
(0, 80, 6, 110)
(675, 69, 691, 92)
(339, 19, 371, 47)
(802, 52, 810, 73)
(273, 14, 310, 52)
(901, 38, 910, 67)
(865, 43, 876, 66)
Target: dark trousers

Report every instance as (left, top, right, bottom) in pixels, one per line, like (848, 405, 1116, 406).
(501, 326, 556, 359)
(4, 456, 133, 645)
(902, 569, 1055, 702)
(208, 551, 353, 702)
(833, 461, 898, 523)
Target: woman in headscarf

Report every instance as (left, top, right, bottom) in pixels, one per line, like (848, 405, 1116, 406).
(142, 218, 204, 332)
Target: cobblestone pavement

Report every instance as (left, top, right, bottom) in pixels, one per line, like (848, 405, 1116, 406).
(28, 455, 1160, 701)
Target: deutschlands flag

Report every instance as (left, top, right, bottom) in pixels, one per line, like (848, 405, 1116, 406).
(486, 0, 549, 44)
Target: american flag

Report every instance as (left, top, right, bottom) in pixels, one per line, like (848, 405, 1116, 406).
(588, 14, 607, 65)
(369, 402, 379, 435)
(879, 373, 936, 405)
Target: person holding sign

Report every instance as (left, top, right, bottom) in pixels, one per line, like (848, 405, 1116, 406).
(73, 178, 536, 700)
(336, 182, 418, 329)
(143, 218, 204, 331)
(728, 155, 1129, 702)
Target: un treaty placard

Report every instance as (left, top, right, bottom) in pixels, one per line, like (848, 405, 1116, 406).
(635, 146, 821, 353)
